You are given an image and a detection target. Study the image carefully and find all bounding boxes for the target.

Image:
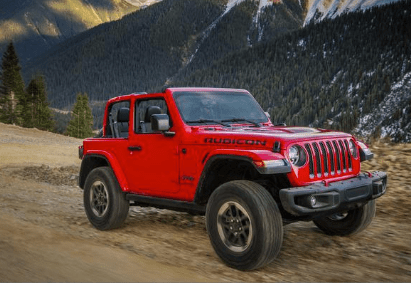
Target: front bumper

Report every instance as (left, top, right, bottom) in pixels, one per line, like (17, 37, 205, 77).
(279, 171, 387, 216)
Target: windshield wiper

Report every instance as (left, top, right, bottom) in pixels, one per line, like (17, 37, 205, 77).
(221, 118, 261, 127)
(186, 119, 229, 127)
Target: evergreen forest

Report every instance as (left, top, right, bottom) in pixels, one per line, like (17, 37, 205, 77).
(24, 0, 304, 110)
(0, 42, 54, 131)
(0, 42, 93, 138)
(174, 1, 411, 141)
(21, 0, 411, 141)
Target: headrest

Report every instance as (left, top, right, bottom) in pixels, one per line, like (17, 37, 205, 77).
(117, 107, 129, 122)
(145, 106, 162, 122)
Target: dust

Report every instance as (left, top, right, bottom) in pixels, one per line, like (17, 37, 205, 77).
(11, 165, 79, 186)
(362, 142, 411, 221)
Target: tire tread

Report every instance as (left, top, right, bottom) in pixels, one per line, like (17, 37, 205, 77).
(84, 166, 129, 231)
(206, 180, 283, 270)
(313, 200, 376, 236)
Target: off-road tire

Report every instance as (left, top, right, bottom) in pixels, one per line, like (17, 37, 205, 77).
(84, 166, 129, 230)
(313, 200, 376, 236)
(206, 180, 283, 270)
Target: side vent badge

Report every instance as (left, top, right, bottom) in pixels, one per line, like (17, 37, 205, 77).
(273, 141, 281, 153)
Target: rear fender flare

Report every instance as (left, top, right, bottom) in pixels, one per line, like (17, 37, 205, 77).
(79, 150, 130, 192)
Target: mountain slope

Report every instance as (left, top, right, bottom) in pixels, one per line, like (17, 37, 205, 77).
(354, 73, 411, 142)
(0, 0, 140, 63)
(21, 0, 407, 137)
(176, 0, 305, 80)
(1, 0, 401, 65)
(173, 0, 411, 142)
(24, 0, 305, 110)
(25, 0, 225, 109)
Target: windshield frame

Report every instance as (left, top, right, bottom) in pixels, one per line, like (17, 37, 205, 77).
(173, 90, 269, 126)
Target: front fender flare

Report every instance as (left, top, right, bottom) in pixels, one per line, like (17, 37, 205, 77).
(202, 149, 291, 175)
(193, 149, 290, 203)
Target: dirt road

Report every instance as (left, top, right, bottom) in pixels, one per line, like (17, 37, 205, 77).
(0, 122, 410, 281)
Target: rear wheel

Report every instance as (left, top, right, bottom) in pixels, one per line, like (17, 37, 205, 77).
(206, 180, 283, 270)
(313, 200, 376, 236)
(84, 166, 129, 230)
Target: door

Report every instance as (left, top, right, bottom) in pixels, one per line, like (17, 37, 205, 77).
(125, 97, 180, 197)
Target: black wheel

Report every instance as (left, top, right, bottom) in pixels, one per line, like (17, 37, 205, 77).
(206, 180, 283, 270)
(313, 200, 376, 236)
(84, 166, 129, 230)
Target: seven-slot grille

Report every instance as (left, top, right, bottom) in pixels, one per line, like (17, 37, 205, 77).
(304, 139, 353, 179)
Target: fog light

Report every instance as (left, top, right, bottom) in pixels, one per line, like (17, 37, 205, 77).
(382, 181, 387, 193)
(310, 195, 317, 208)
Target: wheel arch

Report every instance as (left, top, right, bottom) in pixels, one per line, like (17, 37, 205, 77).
(79, 152, 130, 192)
(194, 150, 290, 205)
(193, 155, 256, 204)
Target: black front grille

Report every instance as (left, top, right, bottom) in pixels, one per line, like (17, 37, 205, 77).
(312, 143, 322, 178)
(332, 140, 341, 173)
(304, 139, 353, 179)
(305, 144, 314, 178)
(319, 142, 329, 176)
(326, 141, 335, 174)
(344, 139, 352, 169)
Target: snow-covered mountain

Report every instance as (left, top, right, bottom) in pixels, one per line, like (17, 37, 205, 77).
(304, 0, 399, 25)
(124, 0, 162, 6)
(172, 0, 411, 142)
(354, 72, 411, 142)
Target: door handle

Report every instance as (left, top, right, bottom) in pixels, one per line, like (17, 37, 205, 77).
(128, 146, 142, 151)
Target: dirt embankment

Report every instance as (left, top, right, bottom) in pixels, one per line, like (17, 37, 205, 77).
(0, 122, 410, 281)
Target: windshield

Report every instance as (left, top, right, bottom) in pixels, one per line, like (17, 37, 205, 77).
(173, 91, 268, 125)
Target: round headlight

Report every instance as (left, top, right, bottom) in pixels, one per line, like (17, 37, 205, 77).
(349, 140, 357, 158)
(288, 145, 306, 166)
(289, 146, 299, 164)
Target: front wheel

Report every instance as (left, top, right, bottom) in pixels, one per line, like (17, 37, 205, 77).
(313, 200, 376, 236)
(84, 166, 129, 230)
(206, 180, 283, 270)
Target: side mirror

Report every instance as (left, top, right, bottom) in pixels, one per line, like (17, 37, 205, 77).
(151, 114, 170, 132)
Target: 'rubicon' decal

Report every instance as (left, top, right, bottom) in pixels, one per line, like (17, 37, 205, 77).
(204, 138, 267, 146)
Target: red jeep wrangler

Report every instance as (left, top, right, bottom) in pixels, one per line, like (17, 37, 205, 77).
(79, 87, 387, 270)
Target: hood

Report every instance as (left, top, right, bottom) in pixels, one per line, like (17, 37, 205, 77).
(183, 125, 353, 150)
(192, 126, 351, 142)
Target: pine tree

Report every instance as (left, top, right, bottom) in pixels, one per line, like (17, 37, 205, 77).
(25, 75, 54, 130)
(66, 93, 94, 138)
(0, 42, 26, 125)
